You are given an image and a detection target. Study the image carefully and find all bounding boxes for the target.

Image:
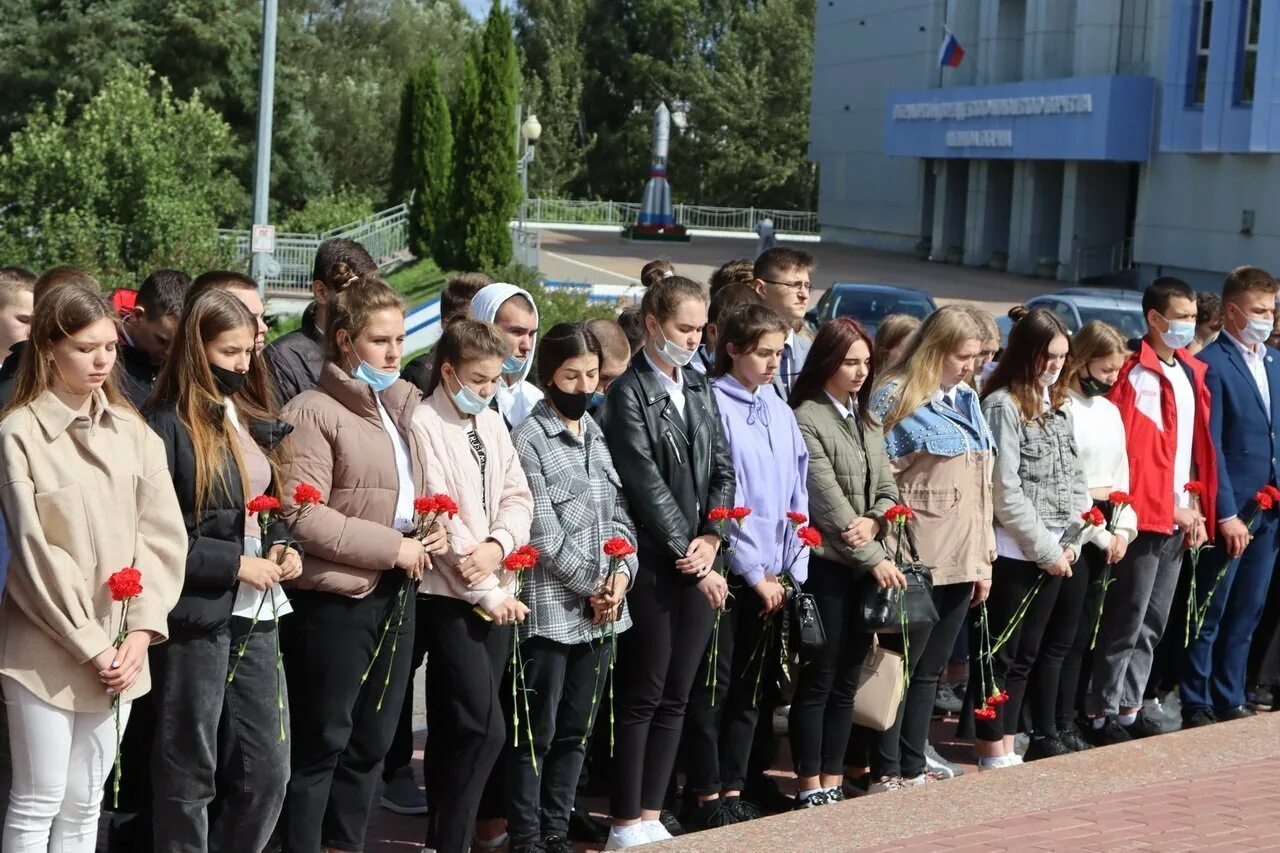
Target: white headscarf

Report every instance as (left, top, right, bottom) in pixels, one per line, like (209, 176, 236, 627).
(470, 282, 540, 386)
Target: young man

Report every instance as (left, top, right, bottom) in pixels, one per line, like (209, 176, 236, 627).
(403, 272, 494, 395)
(266, 238, 377, 403)
(751, 247, 813, 398)
(469, 282, 543, 429)
(0, 267, 34, 366)
(708, 259, 754, 297)
(118, 269, 191, 406)
(586, 317, 632, 395)
(1180, 266, 1280, 726)
(190, 271, 271, 352)
(692, 283, 764, 375)
(1087, 277, 1217, 743)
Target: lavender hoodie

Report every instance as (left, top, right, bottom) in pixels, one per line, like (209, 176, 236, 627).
(711, 374, 811, 586)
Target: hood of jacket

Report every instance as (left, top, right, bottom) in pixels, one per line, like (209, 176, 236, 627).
(471, 282, 539, 385)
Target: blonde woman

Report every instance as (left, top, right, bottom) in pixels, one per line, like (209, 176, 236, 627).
(872, 314, 920, 372)
(868, 305, 995, 786)
(963, 306, 1001, 392)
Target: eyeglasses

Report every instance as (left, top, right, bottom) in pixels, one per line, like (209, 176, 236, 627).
(762, 278, 812, 293)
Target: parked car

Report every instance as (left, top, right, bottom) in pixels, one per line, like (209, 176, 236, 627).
(805, 283, 938, 335)
(996, 288, 1146, 347)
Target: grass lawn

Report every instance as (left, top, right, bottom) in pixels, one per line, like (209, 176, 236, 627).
(386, 258, 448, 306)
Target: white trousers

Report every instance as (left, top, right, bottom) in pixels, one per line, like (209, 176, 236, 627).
(1, 677, 131, 853)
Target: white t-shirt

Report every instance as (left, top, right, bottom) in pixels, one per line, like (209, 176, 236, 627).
(1160, 358, 1196, 508)
(374, 392, 416, 533)
(644, 350, 687, 420)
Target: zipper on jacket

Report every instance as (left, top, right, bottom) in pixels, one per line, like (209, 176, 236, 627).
(664, 429, 684, 465)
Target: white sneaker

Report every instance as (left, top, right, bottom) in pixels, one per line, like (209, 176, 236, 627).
(605, 825, 651, 849)
(978, 753, 1020, 772)
(867, 775, 912, 793)
(642, 820, 673, 842)
(472, 834, 508, 852)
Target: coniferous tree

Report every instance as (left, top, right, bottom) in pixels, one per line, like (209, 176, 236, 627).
(391, 57, 453, 261)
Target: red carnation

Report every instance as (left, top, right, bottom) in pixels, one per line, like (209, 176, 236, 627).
(247, 494, 281, 516)
(987, 689, 1010, 706)
(107, 567, 143, 602)
(786, 511, 808, 525)
(797, 525, 823, 549)
(1183, 482, 1205, 498)
(1265, 485, 1280, 503)
(431, 494, 459, 518)
(603, 537, 636, 559)
(413, 496, 434, 516)
(729, 506, 752, 522)
(884, 504, 915, 525)
(973, 706, 997, 721)
(1257, 490, 1275, 512)
(293, 482, 323, 506)
(708, 506, 731, 522)
(1081, 506, 1106, 528)
(504, 545, 540, 572)
(1109, 491, 1134, 506)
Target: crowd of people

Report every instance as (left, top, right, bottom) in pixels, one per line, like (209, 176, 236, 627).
(0, 239, 1277, 853)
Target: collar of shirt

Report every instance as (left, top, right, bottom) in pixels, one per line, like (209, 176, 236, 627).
(1226, 329, 1264, 364)
(784, 330, 796, 350)
(824, 389, 855, 420)
(933, 387, 956, 408)
(31, 389, 124, 439)
(643, 349, 683, 395)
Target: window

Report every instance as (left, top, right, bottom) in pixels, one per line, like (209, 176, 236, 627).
(1193, 0, 1214, 105)
(1240, 0, 1262, 103)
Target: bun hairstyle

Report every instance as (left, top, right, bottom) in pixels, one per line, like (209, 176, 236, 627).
(640, 275, 708, 324)
(711, 303, 790, 378)
(1007, 304, 1030, 323)
(426, 319, 511, 396)
(325, 273, 405, 362)
(535, 323, 603, 388)
(312, 239, 377, 291)
(641, 259, 676, 289)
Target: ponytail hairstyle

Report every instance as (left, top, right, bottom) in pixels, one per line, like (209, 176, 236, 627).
(148, 288, 279, 514)
(790, 316, 876, 413)
(312, 239, 376, 293)
(535, 323, 603, 389)
(3, 278, 127, 418)
(426, 320, 511, 396)
(640, 259, 676, 288)
(325, 269, 406, 364)
(711, 303, 790, 378)
(640, 275, 708, 334)
(876, 305, 983, 432)
(981, 308, 1071, 421)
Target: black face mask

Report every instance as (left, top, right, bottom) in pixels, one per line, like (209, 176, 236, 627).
(211, 363, 248, 396)
(547, 383, 589, 421)
(1079, 371, 1114, 397)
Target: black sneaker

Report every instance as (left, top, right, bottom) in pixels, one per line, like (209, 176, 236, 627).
(1023, 735, 1071, 761)
(743, 777, 799, 816)
(1057, 721, 1093, 752)
(686, 799, 738, 832)
(542, 837, 573, 853)
(1183, 707, 1218, 728)
(659, 809, 686, 837)
(1247, 684, 1277, 711)
(841, 773, 870, 799)
(1218, 705, 1257, 721)
(511, 842, 546, 853)
(933, 682, 964, 716)
(793, 790, 830, 809)
(824, 786, 846, 803)
(723, 796, 762, 822)
(1124, 710, 1167, 738)
(567, 808, 610, 844)
(1083, 718, 1132, 747)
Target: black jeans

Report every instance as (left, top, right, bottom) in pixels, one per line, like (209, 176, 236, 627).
(422, 594, 510, 853)
(685, 577, 778, 795)
(280, 573, 415, 853)
(383, 595, 431, 780)
(610, 561, 716, 819)
(1028, 551, 1092, 738)
(789, 556, 871, 779)
(507, 635, 611, 846)
(105, 693, 156, 852)
(1058, 543, 1107, 728)
(151, 619, 290, 853)
(971, 556, 1061, 742)
(1252, 551, 1280, 687)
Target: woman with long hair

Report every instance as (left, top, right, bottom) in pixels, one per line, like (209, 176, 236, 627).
(507, 323, 637, 853)
(414, 320, 534, 853)
(681, 304, 809, 827)
(601, 275, 736, 848)
(788, 317, 900, 805)
(143, 288, 298, 850)
(868, 305, 995, 786)
(0, 279, 186, 850)
(1028, 321, 1136, 755)
(974, 308, 1091, 768)
(277, 271, 447, 853)
(873, 314, 921, 372)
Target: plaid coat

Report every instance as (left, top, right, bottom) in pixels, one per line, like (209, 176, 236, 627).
(511, 400, 637, 644)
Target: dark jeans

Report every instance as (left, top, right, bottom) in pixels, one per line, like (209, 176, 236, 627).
(971, 556, 1062, 742)
(151, 619, 290, 853)
(106, 694, 156, 852)
(1029, 549, 1092, 738)
(789, 556, 871, 779)
(507, 635, 610, 846)
(685, 577, 777, 795)
(1251, 552, 1280, 688)
(422, 595, 510, 853)
(383, 595, 431, 781)
(610, 561, 716, 819)
(0, 701, 8, 829)
(280, 573, 415, 853)
(1059, 542, 1107, 728)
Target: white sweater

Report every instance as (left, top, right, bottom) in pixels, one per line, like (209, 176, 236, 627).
(1068, 390, 1139, 547)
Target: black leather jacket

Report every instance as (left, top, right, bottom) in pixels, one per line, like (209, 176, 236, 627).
(602, 353, 736, 571)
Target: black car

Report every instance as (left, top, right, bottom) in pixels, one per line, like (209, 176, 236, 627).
(806, 283, 938, 335)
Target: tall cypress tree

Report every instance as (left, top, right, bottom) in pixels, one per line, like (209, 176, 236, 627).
(391, 58, 453, 261)
(451, 1, 520, 272)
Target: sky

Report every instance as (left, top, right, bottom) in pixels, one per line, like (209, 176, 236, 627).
(460, 0, 493, 19)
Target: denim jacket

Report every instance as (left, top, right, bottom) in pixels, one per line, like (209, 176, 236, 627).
(871, 381, 995, 460)
(981, 389, 1091, 567)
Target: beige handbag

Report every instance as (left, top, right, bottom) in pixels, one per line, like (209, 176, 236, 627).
(851, 636, 905, 731)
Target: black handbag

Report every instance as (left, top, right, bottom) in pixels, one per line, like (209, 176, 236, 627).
(855, 524, 940, 634)
(790, 588, 827, 650)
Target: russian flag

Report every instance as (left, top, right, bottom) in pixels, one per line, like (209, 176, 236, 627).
(938, 29, 965, 68)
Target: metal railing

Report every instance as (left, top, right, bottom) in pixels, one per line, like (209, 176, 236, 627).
(1073, 237, 1135, 284)
(519, 198, 819, 234)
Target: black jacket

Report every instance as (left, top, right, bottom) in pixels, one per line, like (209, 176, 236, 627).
(602, 353, 736, 573)
(266, 308, 325, 405)
(0, 339, 25, 407)
(117, 340, 160, 409)
(402, 348, 436, 396)
(145, 400, 292, 635)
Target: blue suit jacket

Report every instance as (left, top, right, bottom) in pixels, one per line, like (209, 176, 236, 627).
(1200, 334, 1280, 520)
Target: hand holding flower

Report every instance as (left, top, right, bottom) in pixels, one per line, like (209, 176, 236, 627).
(485, 596, 529, 626)
(99, 632, 150, 695)
(267, 544, 303, 581)
(419, 520, 449, 557)
(238, 556, 283, 591)
(697, 570, 729, 610)
(753, 574, 787, 616)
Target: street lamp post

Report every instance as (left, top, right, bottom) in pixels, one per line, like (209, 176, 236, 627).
(250, 0, 279, 295)
(516, 112, 542, 244)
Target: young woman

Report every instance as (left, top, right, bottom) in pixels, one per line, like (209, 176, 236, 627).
(0, 280, 185, 850)
(873, 314, 921, 372)
(601, 275, 736, 849)
(414, 319, 533, 853)
(964, 306, 1001, 392)
(145, 288, 299, 850)
(1028, 321, 1137, 754)
(1190, 291, 1223, 355)
(681, 304, 809, 827)
(277, 272, 447, 853)
(975, 308, 1091, 768)
(869, 305, 996, 785)
(508, 323, 637, 853)
(789, 317, 900, 806)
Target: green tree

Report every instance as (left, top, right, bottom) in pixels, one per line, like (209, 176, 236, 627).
(515, 0, 592, 196)
(449, 3, 520, 271)
(391, 58, 454, 261)
(0, 65, 242, 288)
(280, 187, 376, 233)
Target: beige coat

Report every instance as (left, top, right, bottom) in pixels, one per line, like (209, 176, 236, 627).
(0, 390, 186, 712)
(280, 363, 431, 597)
(889, 450, 995, 585)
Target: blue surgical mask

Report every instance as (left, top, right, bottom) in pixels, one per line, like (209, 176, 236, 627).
(587, 391, 606, 411)
(1159, 316, 1196, 351)
(447, 374, 492, 416)
(502, 354, 527, 375)
(655, 328, 697, 368)
(352, 360, 400, 393)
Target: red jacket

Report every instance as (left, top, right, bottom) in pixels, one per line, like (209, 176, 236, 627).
(1106, 339, 1217, 537)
